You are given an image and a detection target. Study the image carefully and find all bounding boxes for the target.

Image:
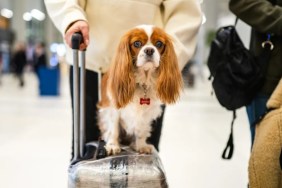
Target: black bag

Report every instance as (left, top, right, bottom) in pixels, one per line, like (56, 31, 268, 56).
(208, 25, 269, 110)
(207, 23, 273, 159)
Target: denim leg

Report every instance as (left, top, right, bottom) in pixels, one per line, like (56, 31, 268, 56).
(246, 94, 269, 145)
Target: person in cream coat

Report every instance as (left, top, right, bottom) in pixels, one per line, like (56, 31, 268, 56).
(44, 0, 202, 159)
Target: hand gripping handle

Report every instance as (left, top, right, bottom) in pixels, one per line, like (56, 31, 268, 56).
(71, 32, 83, 50)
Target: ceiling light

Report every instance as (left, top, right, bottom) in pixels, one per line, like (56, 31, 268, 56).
(31, 9, 45, 21)
(202, 13, 206, 25)
(1, 8, 13, 18)
(23, 12, 32, 21)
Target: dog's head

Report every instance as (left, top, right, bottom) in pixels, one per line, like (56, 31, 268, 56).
(108, 25, 183, 108)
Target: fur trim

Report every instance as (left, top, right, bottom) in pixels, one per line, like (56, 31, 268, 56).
(267, 79, 282, 109)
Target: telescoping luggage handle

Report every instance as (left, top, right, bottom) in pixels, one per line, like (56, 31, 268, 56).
(71, 32, 86, 162)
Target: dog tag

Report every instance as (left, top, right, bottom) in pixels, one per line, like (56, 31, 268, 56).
(140, 98, 150, 105)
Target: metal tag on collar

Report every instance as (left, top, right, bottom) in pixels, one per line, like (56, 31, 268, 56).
(140, 98, 150, 105)
(262, 34, 274, 50)
(140, 83, 150, 105)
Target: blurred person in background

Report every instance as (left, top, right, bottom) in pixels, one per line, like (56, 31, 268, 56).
(33, 42, 48, 78)
(44, 0, 202, 159)
(229, 0, 282, 144)
(12, 42, 27, 87)
(0, 53, 2, 85)
(26, 40, 35, 71)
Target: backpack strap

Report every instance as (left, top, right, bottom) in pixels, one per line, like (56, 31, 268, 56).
(222, 110, 236, 160)
(234, 17, 239, 26)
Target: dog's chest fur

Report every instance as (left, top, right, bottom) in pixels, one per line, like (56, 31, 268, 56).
(119, 70, 162, 136)
(119, 86, 162, 135)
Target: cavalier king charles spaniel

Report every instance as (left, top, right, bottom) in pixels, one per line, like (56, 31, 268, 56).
(98, 25, 183, 155)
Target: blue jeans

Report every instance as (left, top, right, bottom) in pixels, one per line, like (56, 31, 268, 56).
(246, 94, 270, 145)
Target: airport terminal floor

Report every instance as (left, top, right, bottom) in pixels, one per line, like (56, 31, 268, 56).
(0, 67, 251, 188)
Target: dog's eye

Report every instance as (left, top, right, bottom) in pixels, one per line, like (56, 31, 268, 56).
(155, 41, 163, 48)
(133, 41, 142, 48)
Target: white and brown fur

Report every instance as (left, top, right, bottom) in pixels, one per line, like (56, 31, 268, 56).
(98, 25, 183, 155)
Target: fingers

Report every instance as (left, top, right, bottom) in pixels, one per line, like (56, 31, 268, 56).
(80, 24, 89, 50)
(65, 20, 89, 50)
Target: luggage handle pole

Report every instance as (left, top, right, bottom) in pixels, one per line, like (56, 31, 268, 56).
(79, 49, 86, 158)
(71, 33, 85, 162)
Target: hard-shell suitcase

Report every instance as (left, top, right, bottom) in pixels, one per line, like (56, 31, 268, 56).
(68, 33, 168, 188)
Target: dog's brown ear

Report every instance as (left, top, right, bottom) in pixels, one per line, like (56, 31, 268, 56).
(108, 33, 136, 109)
(157, 37, 183, 104)
(97, 73, 110, 109)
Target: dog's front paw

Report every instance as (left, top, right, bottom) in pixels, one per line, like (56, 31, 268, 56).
(136, 144, 154, 154)
(105, 143, 121, 155)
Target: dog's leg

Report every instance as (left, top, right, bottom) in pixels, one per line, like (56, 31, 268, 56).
(132, 122, 154, 154)
(102, 109, 121, 155)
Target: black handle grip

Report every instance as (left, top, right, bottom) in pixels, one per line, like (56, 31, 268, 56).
(71, 32, 83, 50)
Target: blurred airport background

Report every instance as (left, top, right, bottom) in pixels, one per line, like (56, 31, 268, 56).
(0, 1, 252, 188)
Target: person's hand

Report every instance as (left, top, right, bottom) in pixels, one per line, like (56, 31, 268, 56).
(65, 20, 89, 50)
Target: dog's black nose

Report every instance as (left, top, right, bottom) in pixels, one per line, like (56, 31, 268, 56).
(144, 47, 155, 56)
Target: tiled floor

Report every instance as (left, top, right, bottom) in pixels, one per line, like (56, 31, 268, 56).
(0, 68, 251, 188)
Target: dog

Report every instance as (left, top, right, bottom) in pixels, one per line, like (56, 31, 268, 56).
(98, 25, 183, 155)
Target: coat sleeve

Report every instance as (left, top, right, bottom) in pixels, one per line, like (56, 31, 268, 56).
(44, 0, 88, 35)
(229, 0, 282, 35)
(162, 0, 202, 70)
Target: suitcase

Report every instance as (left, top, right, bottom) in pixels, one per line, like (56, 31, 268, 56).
(68, 33, 168, 188)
